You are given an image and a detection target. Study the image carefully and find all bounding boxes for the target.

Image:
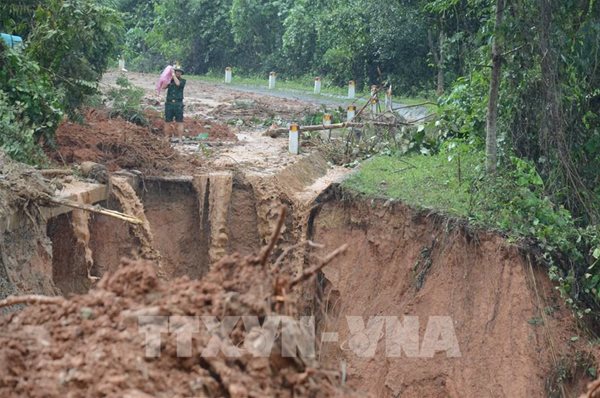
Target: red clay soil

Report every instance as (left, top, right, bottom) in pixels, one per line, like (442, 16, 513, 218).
(581, 378, 600, 398)
(0, 254, 355, 398)
(309, 187, 596, 398)
(47, 108, 235, 174)
(145, 108, 237, 141)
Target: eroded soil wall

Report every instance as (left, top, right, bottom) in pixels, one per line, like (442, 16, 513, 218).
(137, 178, 207, 279)
(1, 217, 57, 304)
(227, 177, 261, 257)
(47, 199, 138, 295)
(88, 205, 138, 277)
(47, 212, 89, 295)
(308, 186, 577, 398)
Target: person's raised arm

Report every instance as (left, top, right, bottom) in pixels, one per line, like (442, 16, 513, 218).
(171, 69, 180, 86)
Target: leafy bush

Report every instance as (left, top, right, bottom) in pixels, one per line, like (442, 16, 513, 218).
(27, 0, 123, 117)
(0, 92, 42, 163)
(468, 155, 600, 320)
(105, 75, 147, 125)
(437, 71, 488, 141)
(0, 45, 63, 163)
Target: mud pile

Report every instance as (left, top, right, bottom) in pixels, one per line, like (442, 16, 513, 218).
(145, 108, 237, 141)
(0, 248, 354, 397)
(0, 152, 54, 210)
(210, 96, 318, 126)
(47, 109, 201, 174)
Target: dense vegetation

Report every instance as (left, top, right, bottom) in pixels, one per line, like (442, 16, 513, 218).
(119, 0, 599, 211)
(1, 0, 599, 325)
(0, 0, 122, 161)
(119, 0, 438, 94)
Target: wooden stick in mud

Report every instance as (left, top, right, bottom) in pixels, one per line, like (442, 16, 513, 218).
(289, 243, 348, 288)
(39, 169, 73, 177)
(0, 294, 65, 308)
(260, 206, 287, 267)
(46, 196, 144, 225)
(264, 121, 409, 138)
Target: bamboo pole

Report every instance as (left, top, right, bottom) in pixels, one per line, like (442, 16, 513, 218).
(0, 294, 65, 308)
(392, 101, 437, 110)
(45, 196, 143, 225)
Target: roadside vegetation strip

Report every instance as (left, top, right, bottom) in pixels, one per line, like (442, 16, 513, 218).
(344, 150, 600, 321)
(343, 151, 480, 217)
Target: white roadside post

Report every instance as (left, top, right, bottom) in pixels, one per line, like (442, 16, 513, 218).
(348, 80, 355, 99)
(347, 105, 356, 121)
(371, 97, 379, 115)
(370, 85, 379, 115)
(314, 77, 321, 94)
(322, 113, 332, 141)
(385, 85, 393, 111)
(370, 84, 378, 96)
(289, 123, 300, 154)
(118, 56, 126, 72)
(225, 67, 232, 83)
(269, 72, 277, 89)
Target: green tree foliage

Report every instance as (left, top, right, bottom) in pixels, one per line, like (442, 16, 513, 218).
(118, 0, 165, 72)
(367, 1, 432, 94)
(436, 0, 600, 220)
(0, 44, 62, 163)
(121, 0, 443, 91)
(230, 0, 292, 72)
(280, 0, 319, 76)
(26, 0, 123, 116)
(432, 0, 600, 318)
(317, 0, 372, 86)
(0, 0, 124, 163)
(0, 0, 45, 37)
(159, 0, 235, 74)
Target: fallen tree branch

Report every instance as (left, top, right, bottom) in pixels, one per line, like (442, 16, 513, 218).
(272, 240, 325, 270)
(392, 101, 437, 110)
(44, 195, 143, 225)
(39, 169, 73, 178)
(260, 206, 287, 267)
(289, 244, 348, 288)
(264, 121, 409, 138)
(407, 114, 436, 124)
(0, 294, 65, 309)
(352, 88, 381, 121)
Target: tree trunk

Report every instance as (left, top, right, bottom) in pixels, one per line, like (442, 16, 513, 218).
(427, 28, 445, 96)
(437, 31, 445, 95)
(485, 0, 505, 175)
(537, 0, 594, 219)
(538, 0, 560, 159)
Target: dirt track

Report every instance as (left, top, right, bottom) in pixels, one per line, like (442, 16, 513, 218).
(101, 70, 333, 174)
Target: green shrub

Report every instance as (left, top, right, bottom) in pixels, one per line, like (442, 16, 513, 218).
(0, 45, 63, 164)
(105, 75, 147, 126)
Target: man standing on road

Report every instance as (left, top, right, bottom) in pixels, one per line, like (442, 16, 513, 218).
(164, 65, 186, 142)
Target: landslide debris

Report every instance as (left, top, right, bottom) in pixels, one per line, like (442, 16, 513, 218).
(0, 234, 353, 398)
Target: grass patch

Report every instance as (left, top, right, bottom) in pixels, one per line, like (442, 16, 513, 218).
(343, 150, 482, 217)
(344, 148, 600, 323)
